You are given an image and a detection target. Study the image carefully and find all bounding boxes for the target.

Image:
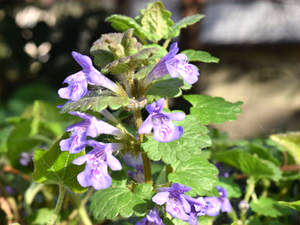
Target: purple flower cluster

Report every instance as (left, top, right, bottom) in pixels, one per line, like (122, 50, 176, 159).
(58, 51, 118, 102)
(151, 184, 232, 224)
(145, 42, 199, 85)
(138, 98, 185, 142)
(152, 183, 207, 224)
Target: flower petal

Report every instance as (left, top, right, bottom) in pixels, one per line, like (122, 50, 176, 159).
(178, 63, 199, 85)
(72, 154, 88, 165)
(138, 116, 153, 134)
(152, 192, 170, 205)
(164, 112, 186, 121)
(204, 197, 222, 217)
(72, 51, 93, 70)
(221, 198, 232, 213)
(166, 197, 190, 221)
(106, 152, 122, 171)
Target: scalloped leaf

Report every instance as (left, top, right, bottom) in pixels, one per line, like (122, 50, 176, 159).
(140, 2, 173, 42)
(32, 136, 86, 193)
(168, 14, 205, 38)
(181, 49, 219, 63)
(141, 115, 211, 166)
(168, 155, 218, 196)
(184, 95, 242, 125)
(89, 184, 153, 221)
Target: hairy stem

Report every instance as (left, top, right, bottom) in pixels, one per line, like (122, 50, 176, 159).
(241, 177, 256, 224)
(77, 201, 93, 225)
(47, 185, 65, 225)
(134, 110, 153, 184)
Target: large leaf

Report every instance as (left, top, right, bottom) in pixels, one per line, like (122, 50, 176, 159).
(250, 197, 291, 218)
(142, 115, 211, 165)
(60, 95, 129, 113)
(181, 50, 219, 63)
(184, 95, 242, 125)
(147, 78, 184, 100)
(270, 132, 300, 165)
(105, 15, 147, 42)
(89, 183, 153, 221)
(168, 14, 205, 38)
(212, 149, 282, 181)
(140, 2, 173, 42)
(32, 136, 86, 193)
(168, 155, 218, 196)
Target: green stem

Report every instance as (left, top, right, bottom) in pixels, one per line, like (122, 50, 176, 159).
(134, 109, 152, 184)
(77, 202, 93, 225)
(163, 39, 171, 49)
(47, 185, 65, 225)
(241, 177, 256, 224)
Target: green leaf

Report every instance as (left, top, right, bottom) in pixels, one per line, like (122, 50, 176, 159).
(168, 14, 205, 38)
(278, 200, 300, 211)
(147, 78, 184, 100)
(181, 49, 219, 63)
(6, 120, 41, 168)
(184, 95, 242, 125)
(270, 132, 300, 165)
(250, 197, 291, 218)
(140, 2, 173, 42)
(32, 136, 86, 193)
(142, 115, 211, 165)
(89, 184, 152, 221)
(102, 47, 158, 74)
(27, 208, 55, 225)
(0, 125, 13, 153)
(216, 177, 242, 198)
(169, 155, 218, 196)
(212, 149, 282, 181)
(90, 33, 124, 68)
(105, 15, 147, 41)
(121, 29, 143, 56)
(60, 95, 129, 113)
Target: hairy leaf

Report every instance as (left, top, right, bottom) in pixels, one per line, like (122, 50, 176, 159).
(147, 78, 184, 100)
(169, 155, 218, 196)
(184, 95, 242, 125)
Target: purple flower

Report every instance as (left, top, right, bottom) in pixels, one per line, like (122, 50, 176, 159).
(145, 42, 199, 85)
(58, 51, 118, 101)
(60, 112, 123, 154)
(204, 186, 232, 217)
(136, 208, 165, 225)
(184, 196, 208, 225)
(19, 152, 33, 166)
(152, 183, 192, 221)
(122, 153, 145, 183)
(72, 140, 122, 190)
(138, 98, 185, 142)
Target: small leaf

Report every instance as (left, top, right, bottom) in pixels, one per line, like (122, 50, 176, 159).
(168, 14, 205, 38)
(105, 15, 147, 41)
(278, 200, 300, 211)
(60, 95, 129, 113)
(250, 197, 291, 218)
(212, 149, 282, 181)
(121, 29, 143, 56)
(184, 95, 242, 125)
(32, 136, 86, 193)
(140, 2, 173, 42)
(89, 184, 152, 221)
(270, 132, 300, 165)
(142, 115, 211, 165)
(168, 155, 218, 196)
(27, 208, 55, 225)
(181, 49, 219, 63)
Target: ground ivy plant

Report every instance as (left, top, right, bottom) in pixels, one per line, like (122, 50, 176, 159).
(3, 1, 300, 225)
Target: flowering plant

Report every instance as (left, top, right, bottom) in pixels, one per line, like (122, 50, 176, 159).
(2, 2, 300, 225)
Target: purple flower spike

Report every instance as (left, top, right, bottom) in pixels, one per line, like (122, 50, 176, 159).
(152, 183, 192, 221)
(73, 140, 122, 190)
(60, 112, 123, 154)
(145, 42, 200, 85)
(58, 51, 118, 101)
(138, 98, 185, 142)
(136, 208, 165, 225)
(204, 186, 232, 217)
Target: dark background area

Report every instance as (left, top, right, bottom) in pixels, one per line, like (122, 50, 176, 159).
(1, 0, 300, 139)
